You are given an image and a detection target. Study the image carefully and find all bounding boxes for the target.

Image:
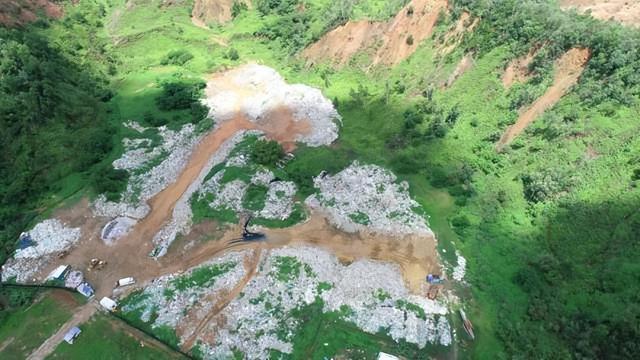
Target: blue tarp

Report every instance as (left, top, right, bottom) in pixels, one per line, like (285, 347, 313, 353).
(17, 233, 35, 250)
(76, 282, 95, 298)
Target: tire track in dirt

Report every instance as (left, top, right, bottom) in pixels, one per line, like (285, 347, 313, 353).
(497, 48, 590, 150)
(180, 247, 263, 350)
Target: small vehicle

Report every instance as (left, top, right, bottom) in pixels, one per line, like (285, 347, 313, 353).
(116, 277, 136, 288)
(99, 297, 118, 312)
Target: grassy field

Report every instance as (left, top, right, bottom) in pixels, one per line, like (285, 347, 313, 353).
(47, 314, 186, 359)
(0, 291, 79, 360)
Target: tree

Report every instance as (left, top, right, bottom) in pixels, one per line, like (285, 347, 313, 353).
(251, 139, 284, 166)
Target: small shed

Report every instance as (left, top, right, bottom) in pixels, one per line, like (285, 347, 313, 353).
(377, 352, 400, 360)
(63, 326, 81, 344)
(76, 282, 95, 298)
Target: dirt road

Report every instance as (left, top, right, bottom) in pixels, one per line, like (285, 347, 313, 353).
(27, 303, 97, 360)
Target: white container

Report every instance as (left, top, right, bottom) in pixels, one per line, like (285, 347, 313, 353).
(99, 297, 118, 312)
(116, 277, 135, 287)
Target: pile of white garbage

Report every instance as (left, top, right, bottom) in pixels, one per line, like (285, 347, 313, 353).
(177, 246, 452, 359)
(452, 250, 467, 282)
(1, 219, 81, 283)
(93, 122, 203, 220)
(306, 162, 433, 237)
(203, 64, 340, 147)
(121, 251, 247, 330)
(100, 216, 137, 245)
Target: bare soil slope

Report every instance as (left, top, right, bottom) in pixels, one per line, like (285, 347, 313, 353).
(0, 0, 62, 27)
(497, 48, 590, 149)
(560, 0, 640, 27)
(502, 49, 537, 89)
(191, 0, 233, 26)
(303, 0, 448, 67)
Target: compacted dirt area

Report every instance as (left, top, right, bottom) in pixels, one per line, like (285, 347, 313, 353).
(303, 0, 448, 67)
(0, 0, 62, 27)
(560, 0, 640, 27)
(497, 48, 590, 149)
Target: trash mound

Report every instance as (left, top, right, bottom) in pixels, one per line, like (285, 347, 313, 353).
(93, 122, 202, 219)
(100, 216, 137, 245)
(303, 0, 448, 67)
(120, 251, 247, 329)
(452, 250, 467, 282)
(497, 47, 590, 149)
(151, 131, 252, 256)
(203, 64, 340, 147)
(306, 161, 433, 237)
(196, 246, 451, 359)
(560, 0, 640, 27)
(1, 219, 81, 283)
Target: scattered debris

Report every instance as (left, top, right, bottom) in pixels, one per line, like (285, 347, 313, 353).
(459, 308, 475, 340)
(1, 219, 81, 283)
(452, 251, 467, 282)
(306, 161, 433, 237)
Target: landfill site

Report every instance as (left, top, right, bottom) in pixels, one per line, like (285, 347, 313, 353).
(2, 64, 469, 359)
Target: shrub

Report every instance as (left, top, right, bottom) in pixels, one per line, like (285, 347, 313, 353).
(406, 34, 414, 46)
(231, 1, 248, 18)
(251, 140, 284, 166)
(155, 81, 205, 111)
(160, 49, 193, 66)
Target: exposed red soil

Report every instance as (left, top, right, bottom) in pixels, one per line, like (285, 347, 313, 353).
(497, 48, 590, 150)
(439, 11, 479, 56)
(442, 53, 474, 88)
(0, 0, 62, 27)
(191, 0, 252, 27)
(303, 0, 448, 67)
(502, 48, 538, 89)
(560, 0, 640, 27)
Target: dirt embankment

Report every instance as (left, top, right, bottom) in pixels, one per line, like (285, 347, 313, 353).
(497, 48, 590, 149)
(438, 11, 479, 56)
(502, 49, 538, 89)
(560, 0, 640, 27)
(303, 0, 448, 67)
(0, 0, 62, 27)
(191, 0, 252, 27)
(442, 53, 474, 88)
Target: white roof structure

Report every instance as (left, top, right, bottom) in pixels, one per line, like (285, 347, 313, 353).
(46, 265, 69, 280)
(99, 297, 118, 311)
(63, 326, 81, 344)
(377, 352, 400, 360)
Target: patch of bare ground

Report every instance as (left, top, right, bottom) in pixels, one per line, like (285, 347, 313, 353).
(497, 48, 590, 150)
(502, 48, 538, 89)
(302, 0, 448, 67)
(0, 0, 62, 27)
(438, 11, 479, 56)
(191, 0, 252, 27)
(560, 0, 640, 27)
(442, 53, 474, 88)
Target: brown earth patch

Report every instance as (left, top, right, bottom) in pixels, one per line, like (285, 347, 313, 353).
(0, 0, 62, 27)
(303, 0, 448, 67)
(560, 0, 640, 27)
(442, 53, 474, 88)
(438, 11, 479, 56)
(191, 0, 252, 27)
(497, 48, 590, 150)
(502, 48, 537, 89)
